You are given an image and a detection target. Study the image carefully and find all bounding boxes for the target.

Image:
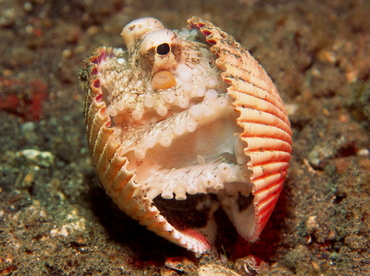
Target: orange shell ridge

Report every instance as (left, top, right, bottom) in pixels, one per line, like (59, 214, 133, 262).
(81, 17, 292, 253)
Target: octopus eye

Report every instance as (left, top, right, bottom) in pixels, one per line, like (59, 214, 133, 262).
(156, 43, 171, 55)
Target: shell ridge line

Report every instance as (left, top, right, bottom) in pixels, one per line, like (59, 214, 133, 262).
(110, 165, 134, 194)
(102, 147, 127, 184)
(221, 64, 284, 109)
(248, 155, 292, 166)
(217, 51, 278, 98)
(84, 89, 95, 137)
(94, 127, 114, 169)
(85, 86, 103, 135)
(236, 106, 292, 135)
(240, 131, 293, 150)
(238, 122, 292, 145)
(230, 89, 291, 130)
(238, 122, 293, 146)
(97, 133, 120, 173)
(241, 137, 292, 153)
(251, 169, 287, 186)
(223, 71, 288, 118)
(250, 162, 290, 180)
(89, 109, 108, 151)
(245, 149, 292, 163)
(110, 170, 127, 194)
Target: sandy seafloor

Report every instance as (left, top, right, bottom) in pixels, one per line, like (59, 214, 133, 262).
(0, 0, 369, 275)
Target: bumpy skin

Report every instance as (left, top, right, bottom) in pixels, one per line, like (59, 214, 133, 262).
(81, 17, 292, 253)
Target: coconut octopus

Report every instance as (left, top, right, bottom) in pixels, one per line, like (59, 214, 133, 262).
(80, 17, 292, 253)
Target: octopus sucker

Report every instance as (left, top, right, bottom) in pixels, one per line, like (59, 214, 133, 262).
(152, 71, 177, 90)
(81, 17, 292, 253)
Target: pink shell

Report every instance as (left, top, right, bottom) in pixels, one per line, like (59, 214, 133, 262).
(188, 17, 292, 240)
(81, 17, 292, 253)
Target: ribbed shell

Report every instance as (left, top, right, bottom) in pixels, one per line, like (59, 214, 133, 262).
(82, 17, 292, 253)
(188, 17, 292, 241)
(83, 48, 212, 253)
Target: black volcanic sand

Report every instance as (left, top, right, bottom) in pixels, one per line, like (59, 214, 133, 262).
(0, 0, 369, 275)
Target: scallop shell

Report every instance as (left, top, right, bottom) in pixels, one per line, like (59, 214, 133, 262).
(81, 17, 292, 253)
